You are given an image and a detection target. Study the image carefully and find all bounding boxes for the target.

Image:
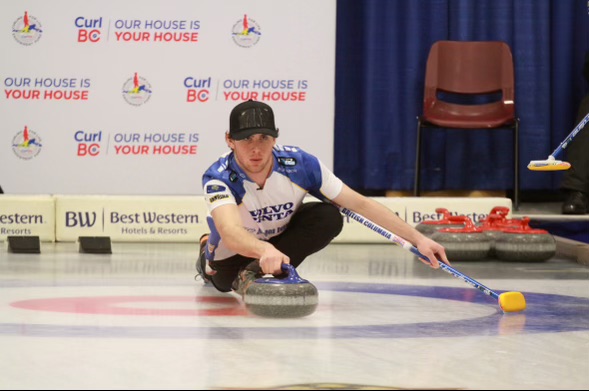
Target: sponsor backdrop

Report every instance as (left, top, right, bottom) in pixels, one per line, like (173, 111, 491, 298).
(1, 0, 336, 195)
(1, 196, 511, 243)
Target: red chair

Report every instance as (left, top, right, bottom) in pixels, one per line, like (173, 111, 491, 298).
(414, 40, 520, 210)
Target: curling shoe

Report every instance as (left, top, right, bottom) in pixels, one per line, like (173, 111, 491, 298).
(195, 234, 213, 283)
(562, 191, 588, 215)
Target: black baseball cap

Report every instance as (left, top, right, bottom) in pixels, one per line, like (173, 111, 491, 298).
(229, 100, 278, 140)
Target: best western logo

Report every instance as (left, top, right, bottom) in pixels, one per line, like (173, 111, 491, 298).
(64, 210, 200, 227)
(65, 211, 97, 227)
(0, 213, 44, 224)
(110, 212, 199, 224)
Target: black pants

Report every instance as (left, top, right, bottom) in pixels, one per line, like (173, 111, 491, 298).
(561, 94, 589, 193)
(208, 202, 343, 292)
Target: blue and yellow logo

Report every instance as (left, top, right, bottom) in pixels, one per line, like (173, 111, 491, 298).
(122, 72, 152, 106)
(206, 184, 227, 194)
(12, 126, 43, 160)
(12, 11, 43, 46)
(231, 14, 261, 48)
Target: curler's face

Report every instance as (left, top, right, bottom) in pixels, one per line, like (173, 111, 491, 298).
(227, 132, 276, 177)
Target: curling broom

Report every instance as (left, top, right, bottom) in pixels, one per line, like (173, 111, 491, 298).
(527, 112, 589, 171)
(340, 207, 526, 313)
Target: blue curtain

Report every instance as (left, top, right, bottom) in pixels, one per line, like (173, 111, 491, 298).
(335, 0, 589, 192)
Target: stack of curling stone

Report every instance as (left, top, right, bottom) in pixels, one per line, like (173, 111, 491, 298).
(243, 263, 318, 318)
(494, 217, 556, 262)
(430, 215, 492, 261)
(415, 208, 465, 237)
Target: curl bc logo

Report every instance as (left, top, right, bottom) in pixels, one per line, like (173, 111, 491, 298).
(75, 16, 103, 43)
(12, 126, 43, 160)
(12, 11, 43, 46)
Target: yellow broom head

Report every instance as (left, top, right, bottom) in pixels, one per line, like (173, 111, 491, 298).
(499, 291, 527, 313)
(527, 159, 571, 171)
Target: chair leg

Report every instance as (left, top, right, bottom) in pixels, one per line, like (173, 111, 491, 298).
(513, 118, 520, 211)
(414, 117, 423, 196)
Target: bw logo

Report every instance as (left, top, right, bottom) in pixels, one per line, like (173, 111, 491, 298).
(65, 212, 97, 228)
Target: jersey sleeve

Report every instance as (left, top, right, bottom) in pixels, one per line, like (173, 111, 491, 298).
(290, 146, 343, 201)
(318, 160, 343, 200)
(203, 179, 237, 213)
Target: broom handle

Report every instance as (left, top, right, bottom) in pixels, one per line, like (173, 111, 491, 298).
(551, 112, 589, 159)
(339, 207, 500, 301)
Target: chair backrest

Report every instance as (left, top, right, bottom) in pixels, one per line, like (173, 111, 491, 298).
(424, 40, 515, 108)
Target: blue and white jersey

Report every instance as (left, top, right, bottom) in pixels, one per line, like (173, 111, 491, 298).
(202, 145, 343, 260)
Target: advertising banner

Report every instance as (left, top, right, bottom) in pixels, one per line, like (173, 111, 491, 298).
(55, 195, 208, 242)
(0, 196, 55, 242)
(53, 195, 512, 243)
(1, 0, 336, 195)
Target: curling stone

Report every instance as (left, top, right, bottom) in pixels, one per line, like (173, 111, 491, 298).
(477, 206, 509, 228)
(431, 215, 492, 261)
(243, 264, 318, 318)
(485, 206, 511, 221)
(415, 208, 464, 237)
(478, 206, 522, 230)
(479, 214, 508, 258)
(495, 217, 556, 262)
(478, 207, 524, 259)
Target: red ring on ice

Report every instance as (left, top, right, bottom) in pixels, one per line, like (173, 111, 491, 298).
(11, 296, 247, 317)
